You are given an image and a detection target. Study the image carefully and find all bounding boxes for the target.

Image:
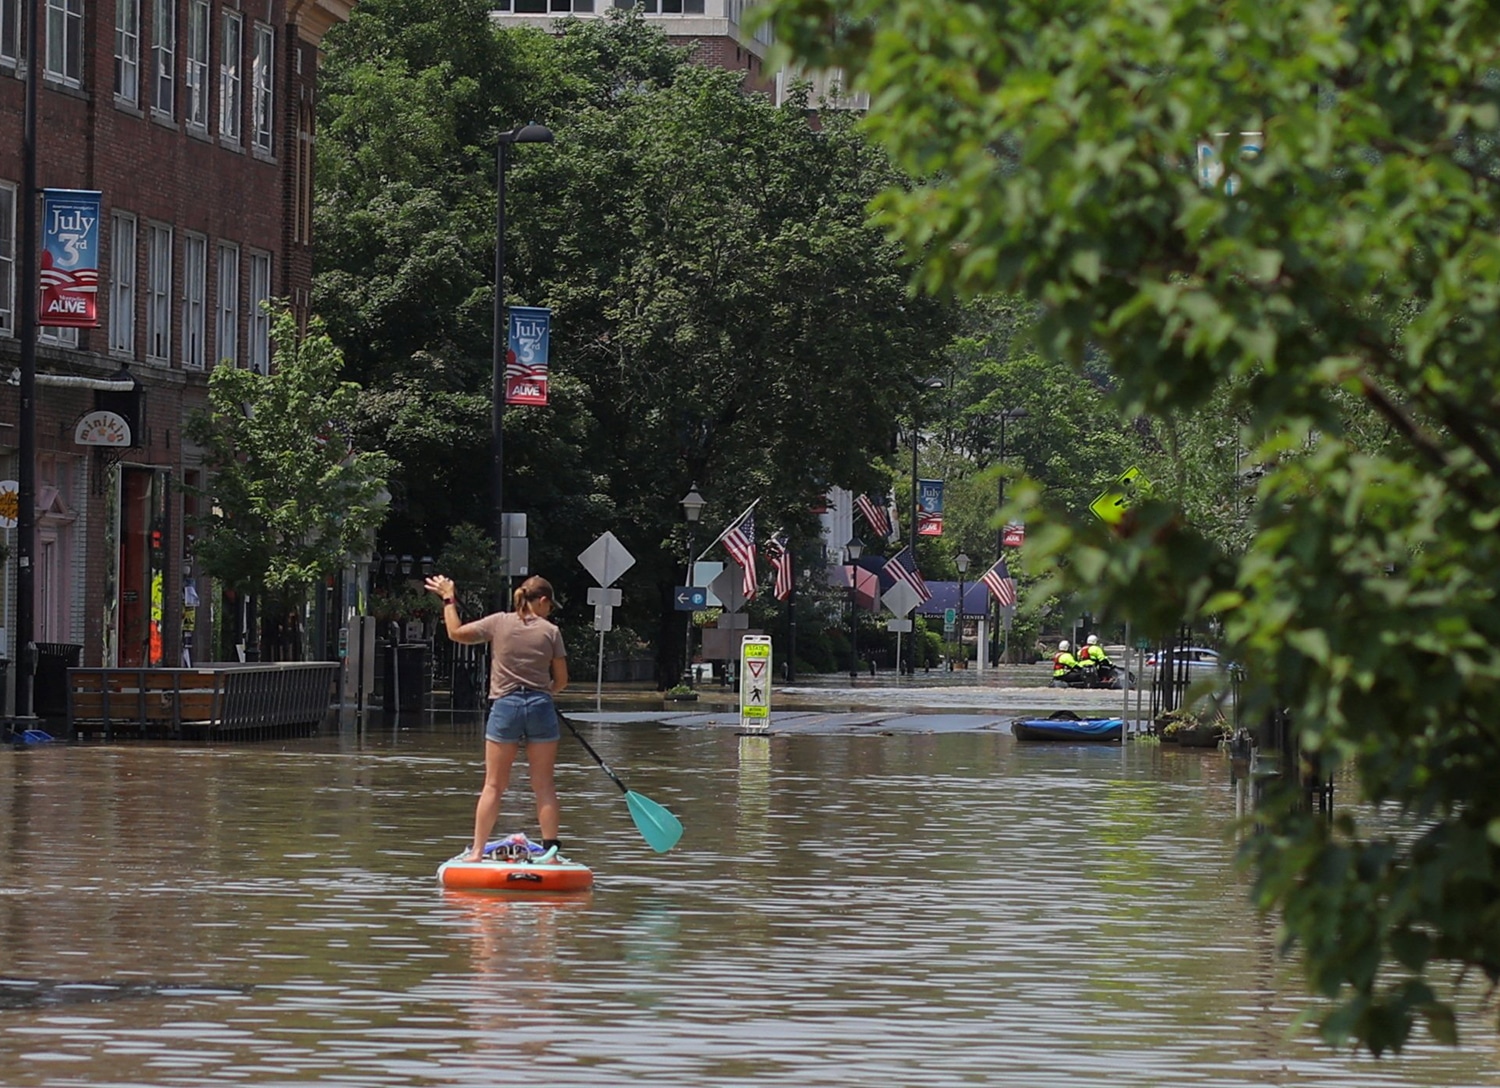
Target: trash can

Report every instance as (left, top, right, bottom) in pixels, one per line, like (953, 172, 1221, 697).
(33, 642, 83, 721)
(382, 642, 427, 713)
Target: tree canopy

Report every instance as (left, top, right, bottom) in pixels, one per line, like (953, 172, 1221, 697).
(761, 0, 1500, 1056)
(316, 10, 954, 681)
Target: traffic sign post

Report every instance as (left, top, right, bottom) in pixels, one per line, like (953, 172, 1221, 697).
(882, 581, 922, 680)
(739, 635, 772, 732)
(579, 532, 636, 710)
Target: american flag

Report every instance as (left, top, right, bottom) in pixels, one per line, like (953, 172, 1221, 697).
(854, 493, 891, 539)
(723, 512, 757, 599)
(882, 546, 931, 604)
(982, 557, 1017, 607)
(765, 532, 793, 601)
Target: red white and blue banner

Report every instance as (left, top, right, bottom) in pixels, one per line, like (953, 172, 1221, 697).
(39, 189, 102, 328)
(917, 478, 945, 536)
(505, 305, 551, 405)
(1002, 521, 1026, 547)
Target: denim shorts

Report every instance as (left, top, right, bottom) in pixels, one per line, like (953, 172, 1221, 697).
(485, 689, 560, 743)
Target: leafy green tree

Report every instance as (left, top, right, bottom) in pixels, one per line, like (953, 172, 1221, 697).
(184, 309, 394, 656)
(317, 10, 955, 684)
(762, 0, 1500, 1055)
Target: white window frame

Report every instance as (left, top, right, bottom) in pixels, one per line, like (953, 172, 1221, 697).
(219, 11, 242, 142)
(109, 212, 137, 358)
(185, 0, 210, 131)
(115, 0, 140, 104)
(152, 0, 175, 117)
(146, 223, 173, 362)
(45, 0, 83, 87)
(1, 0, 23, 69)
(37, 325, 78, 347)
(216, 241, 238, 366)
(181, 232, 206, 368)
(247, 249, 271, 373)
(0, 181, 14, 336)
(251, 23, 274, 153)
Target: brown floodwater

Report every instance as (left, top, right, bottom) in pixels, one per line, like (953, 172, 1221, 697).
(1, 718, 1496, 1086)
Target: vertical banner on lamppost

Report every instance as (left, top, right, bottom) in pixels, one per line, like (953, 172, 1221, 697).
(917, 478, 945, 536)
(505, 305, 551, 405)
(39, 189, 103, 327)
(1002, 521, 1026, 547)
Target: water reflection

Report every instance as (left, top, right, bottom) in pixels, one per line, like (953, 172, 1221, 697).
(0, 729, 1495, 1086)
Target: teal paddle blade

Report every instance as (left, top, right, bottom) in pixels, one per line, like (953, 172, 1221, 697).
(625, 790, 683, 853)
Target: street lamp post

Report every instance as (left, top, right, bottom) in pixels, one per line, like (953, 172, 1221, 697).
(492, 122, 554, 610)
(908, 376, 945, 675)
(680, 483, 705, 686)
(845, 536, 864, 680)
(992, 407, 1028, 665)
(955, 552, 970, 669)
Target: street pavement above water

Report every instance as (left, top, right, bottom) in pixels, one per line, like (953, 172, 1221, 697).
(557, 664, 1158, 736)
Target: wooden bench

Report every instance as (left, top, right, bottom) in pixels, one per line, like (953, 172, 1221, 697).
(67, 663, 339, 741)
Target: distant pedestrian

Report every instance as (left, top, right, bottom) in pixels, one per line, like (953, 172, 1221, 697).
(426, 573, 569, 862)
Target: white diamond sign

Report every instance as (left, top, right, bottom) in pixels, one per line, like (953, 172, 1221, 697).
(578, 531, 635, 588)
(882, 580, 921, 618)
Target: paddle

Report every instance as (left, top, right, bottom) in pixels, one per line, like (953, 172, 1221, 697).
(558, 713, 683, 853)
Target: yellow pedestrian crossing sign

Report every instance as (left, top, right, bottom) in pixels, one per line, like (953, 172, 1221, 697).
(740, 636, 772, 732)
(1090, 466, 1153, 525)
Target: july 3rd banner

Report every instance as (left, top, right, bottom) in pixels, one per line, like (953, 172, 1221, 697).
(40, 189, 103, 327)
(917, 478, 945, 536)
(505, 305, 551, 406)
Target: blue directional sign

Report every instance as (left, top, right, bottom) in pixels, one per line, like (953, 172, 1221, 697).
(674, 586, 708, 611)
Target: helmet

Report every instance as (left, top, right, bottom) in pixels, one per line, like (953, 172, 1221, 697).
(1058, 640, 1070, 652)
(1086, 635, 1099, 645)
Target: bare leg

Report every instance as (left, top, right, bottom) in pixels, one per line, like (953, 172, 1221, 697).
(528, 738, 560, 840)
(469, 739, 518, 860)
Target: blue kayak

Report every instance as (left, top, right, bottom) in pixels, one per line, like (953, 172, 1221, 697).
(1012, 717, 1123, 742)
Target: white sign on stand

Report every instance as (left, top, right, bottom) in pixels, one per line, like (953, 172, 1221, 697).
(579, 533, 636, 710)
(882, 581, 921, 679)
(739, 635, 772, 732)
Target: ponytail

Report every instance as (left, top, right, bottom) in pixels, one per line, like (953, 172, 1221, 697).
(513, 575, 555, 618)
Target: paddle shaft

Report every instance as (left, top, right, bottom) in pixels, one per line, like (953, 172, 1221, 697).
(559, 713, 630, 797)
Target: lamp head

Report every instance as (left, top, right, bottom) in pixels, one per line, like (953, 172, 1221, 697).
(501, 121, 555, 145)
(955, 553, 970, 574)
(400, 554, 414, 576)
(845, 537, 864, 562)
(680, 483, 706, 524)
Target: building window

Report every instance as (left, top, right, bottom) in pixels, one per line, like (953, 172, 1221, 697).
(219, 11, 242, 141)
(1, 0, 23, 68)
(294, 104, 314, 243)
(185, 0, 209, 131)
(181, 232, 206, 368)
(115, 0, 140, 103)
(247, 250, 270, 373)
(216, 242, 238, 366)
(251, 24, 274, 153)
(0, 181, 14, 336)
(45, 0, 83, 86)
(146, 223, 173, 362)
(110, 212, 137, 357)
(37, 325, 78, 347)
(152, 0, 175, 117)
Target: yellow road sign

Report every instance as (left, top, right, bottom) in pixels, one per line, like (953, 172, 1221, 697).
(1090, 466, 1153, 525)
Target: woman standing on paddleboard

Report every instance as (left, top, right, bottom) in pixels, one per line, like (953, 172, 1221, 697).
(426, 573, 569, 861)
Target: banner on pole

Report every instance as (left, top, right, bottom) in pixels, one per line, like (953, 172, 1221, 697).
(917, 478, 945, 536)
(505, 305, 551, 405)
(1002, 521, 1026, 547)
(39, 189, 102, 328)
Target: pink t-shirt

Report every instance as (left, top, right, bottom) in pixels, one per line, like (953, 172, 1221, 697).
(471, 611, 567, 698)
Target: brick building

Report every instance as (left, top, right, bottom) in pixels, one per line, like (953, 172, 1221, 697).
(0, 0, 353, 713)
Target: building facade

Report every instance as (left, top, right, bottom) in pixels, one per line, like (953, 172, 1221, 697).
(0, 0, 353, 711)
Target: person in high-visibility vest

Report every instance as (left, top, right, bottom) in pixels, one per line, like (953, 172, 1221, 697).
(1082, 634, 1112, 667)
(1052, 640, 1083, 684)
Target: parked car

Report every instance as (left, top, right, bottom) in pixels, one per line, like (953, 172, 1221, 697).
(1145, 647, 1227, 674)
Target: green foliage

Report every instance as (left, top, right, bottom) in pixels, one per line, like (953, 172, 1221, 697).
(183, 308, 394, 611)
(762, 0, 1500, 1057)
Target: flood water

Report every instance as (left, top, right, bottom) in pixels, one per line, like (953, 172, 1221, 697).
(2, 715, 1498, 1087)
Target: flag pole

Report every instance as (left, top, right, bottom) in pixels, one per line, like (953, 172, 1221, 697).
(695, 497, 760, 563)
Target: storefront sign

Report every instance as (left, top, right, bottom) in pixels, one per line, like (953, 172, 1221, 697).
(74, 410, 133, 447)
